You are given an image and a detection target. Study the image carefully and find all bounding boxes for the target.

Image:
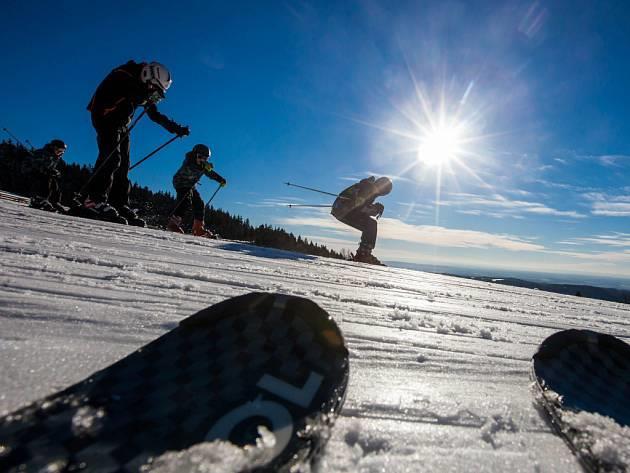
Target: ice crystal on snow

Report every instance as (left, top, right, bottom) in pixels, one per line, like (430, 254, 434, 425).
(71, 406, 105, 436)
(561, 410, 630, 471)
(143, 426, 278, 473)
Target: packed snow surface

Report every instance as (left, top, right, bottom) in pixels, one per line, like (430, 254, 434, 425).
(1, 200, 629, 472)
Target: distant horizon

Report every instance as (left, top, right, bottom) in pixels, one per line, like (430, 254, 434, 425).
(386, 259, 630, 290)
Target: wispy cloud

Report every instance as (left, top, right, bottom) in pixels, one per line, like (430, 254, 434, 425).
(591, 202, 630, 217)
(518, 2, 548, 39)
(456, 209, 525, 219)
(505, 188, 535, 197)
(553, 150, 630, 170)
(546, 249, 630, 264)
(275, 216, 545, 252)
(379, 219, 546, 251)
(569, 233, 630, 248)
(439, 192, 586, 218)
(532, 179, 588, 192)
(238, 196, 325, 208)
(397, 201, 435, 210)
(584, 193, 630, 216)
(337, 173, 412, 185)
(598, 154, 630, 167)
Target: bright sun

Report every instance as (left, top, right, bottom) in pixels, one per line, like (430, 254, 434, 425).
(417, 125, 462, 167)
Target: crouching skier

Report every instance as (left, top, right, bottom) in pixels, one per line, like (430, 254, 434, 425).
(23, 139, 68, 213)
(331, 176, 392, 265)
(167, 144, 227, 237)
(81, 60, 190, 226)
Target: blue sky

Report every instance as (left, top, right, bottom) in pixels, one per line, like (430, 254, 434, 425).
(2, 0, 630, 278)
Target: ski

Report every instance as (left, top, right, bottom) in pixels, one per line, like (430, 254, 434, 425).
(531, 329, 630, 473)
(0, 292, 349, 472)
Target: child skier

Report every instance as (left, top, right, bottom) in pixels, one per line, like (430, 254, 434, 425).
(167, 144, 226, 237)
(23, 139, 68, 213)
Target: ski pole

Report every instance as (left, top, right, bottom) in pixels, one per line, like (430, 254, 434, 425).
(77, 109, 147, 197)
(205, 183, 223, 207)
(2, 127, 31, 151)
(285, 182, 348, 199)
(129, 135, 180, 171)
(286, 204, 333, 208)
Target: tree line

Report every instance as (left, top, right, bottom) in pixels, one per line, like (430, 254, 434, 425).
(0, 140, 351, 261)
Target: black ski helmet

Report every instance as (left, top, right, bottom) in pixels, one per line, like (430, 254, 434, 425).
(192, 144, 211, 158)
(48, 139, 67, 150)
(375, 176, 393, 196)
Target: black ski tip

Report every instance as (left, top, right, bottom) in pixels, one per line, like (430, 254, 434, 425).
(533, 329, 630, 361)
(181, 292, 346, 352)
(183, 292, 335, 328)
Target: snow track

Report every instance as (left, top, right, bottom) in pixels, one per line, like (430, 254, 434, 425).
(1, 200, 629, 472)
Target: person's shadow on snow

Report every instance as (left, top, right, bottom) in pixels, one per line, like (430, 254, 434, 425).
(217, 242, 317, 261)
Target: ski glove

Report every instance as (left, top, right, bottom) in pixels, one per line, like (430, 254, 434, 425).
(369, 202, 384, 219)
(204, 162, 214, 173)
(175, 125, 191, 137)
(218, 177, 227, 187)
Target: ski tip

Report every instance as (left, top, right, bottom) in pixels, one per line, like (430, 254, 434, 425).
(180, 292, 347, 349)
(533, 329, 629, 361)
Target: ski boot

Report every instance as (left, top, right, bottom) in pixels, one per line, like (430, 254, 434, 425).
(366, 254, 384, 266)
(353, 245, 383, 266)
(29, 196, 56, 212)
(82, 199, 128, 224)
(167, 215, 185, 234)
(50, 201, 68, 214)
(116, 205, 146, 227)
(192, 219, 217, 239)
(66, 194, 85, 217)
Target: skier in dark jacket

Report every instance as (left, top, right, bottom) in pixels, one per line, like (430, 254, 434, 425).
(23, 139, 68, 213)
(331, 176, 392, 265)
(83, 60, 190, 226)
(167, 144, 227, 237)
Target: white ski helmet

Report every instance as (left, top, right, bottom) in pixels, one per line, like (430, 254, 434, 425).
(140, 62, 172, 92)
(375, 177, 393, 196)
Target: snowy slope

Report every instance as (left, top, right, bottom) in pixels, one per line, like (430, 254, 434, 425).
(1, 199, 629, 472)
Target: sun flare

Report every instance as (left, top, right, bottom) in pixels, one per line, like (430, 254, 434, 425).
(417, 125, 462, 167)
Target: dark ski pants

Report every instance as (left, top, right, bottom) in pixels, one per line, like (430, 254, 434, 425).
(173, 187, 205, 220)
(337, 209, 378, 249)
(30, 172, 61, 204)
(86, 125, 131, 208)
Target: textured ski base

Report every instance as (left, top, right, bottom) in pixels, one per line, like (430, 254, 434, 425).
(532, 329, 630, 473)
(0, 292, 349, 473)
